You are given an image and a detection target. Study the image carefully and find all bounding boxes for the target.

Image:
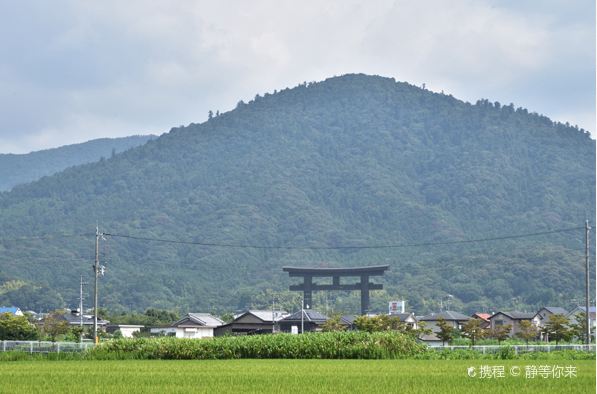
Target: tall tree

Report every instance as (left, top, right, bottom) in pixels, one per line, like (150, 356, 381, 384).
(41, 312, 70, 342)
(436, 317, 454, 346)
(489, 324, 511, 344)
(569, 312, 594, 343)
(544, 314, 572, 345)
(517, 320, 537, 345)
(461, 319, 486, 347)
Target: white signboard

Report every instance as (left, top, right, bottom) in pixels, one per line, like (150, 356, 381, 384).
(291, 325, 299, 335)
(389, 300, 405, 314)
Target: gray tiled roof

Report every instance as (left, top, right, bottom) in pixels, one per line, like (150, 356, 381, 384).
(492, 311, 535, 320)
(235, 310, 288, 322)
(570, 306, 596, 313)
(189, 313, 224, 327)
(541, 307, 568, 315)
(282, 310, 328, 323)
(419, 311, 471, 321)
(172, 313, 224, 327)
(340, 315, 356, 325)
(418, 332, 441, 341)
(391, 313, 416, 322)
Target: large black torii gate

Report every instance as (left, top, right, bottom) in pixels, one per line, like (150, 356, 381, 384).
(283, 265, 389, 315)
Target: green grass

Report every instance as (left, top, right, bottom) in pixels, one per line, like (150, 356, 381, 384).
(0, 359, 593, 393)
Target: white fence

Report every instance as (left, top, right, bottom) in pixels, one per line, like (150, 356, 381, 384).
(434, 344, 596, 354)
(1, 340, 594, 354)
(1, 341, 95, 353)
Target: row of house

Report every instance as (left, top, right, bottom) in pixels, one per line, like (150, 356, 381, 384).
(2, 305, 595, 342)
(150, 310, 330, 338)
(413, 306, 596, 345)
(148, 306, 595, 343)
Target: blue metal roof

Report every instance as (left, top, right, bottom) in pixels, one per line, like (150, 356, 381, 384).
(0, 307, 19, 315)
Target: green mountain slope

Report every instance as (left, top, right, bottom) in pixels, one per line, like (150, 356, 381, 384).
(0, 135, 155, 191)
(0, 74, 593, 315)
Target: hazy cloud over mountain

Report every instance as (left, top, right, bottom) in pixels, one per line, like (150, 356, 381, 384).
(0, 0, 594, 153)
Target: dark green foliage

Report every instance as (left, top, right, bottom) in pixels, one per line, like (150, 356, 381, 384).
(517, 320, 538, 344)
(436, 317, 455, 346)
(570, 312, 594, 342)
(489, 324, 512, 344)
(544, 314, 573, 345)
(355, 315, 403, 332)
(320, 315, 346, 332)
(0, 74, 593, 314)
(106, 309, 179, 326)
(461, 319, 486, 346)
(90, 331, 426, 359)
(0, 312, 37, 340)
(0, 280, 64, 312)
(40, 312, 70, 342)
(0, 135, 154, 191)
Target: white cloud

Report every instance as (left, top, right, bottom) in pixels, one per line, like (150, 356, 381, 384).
(0, 0, 593, 153)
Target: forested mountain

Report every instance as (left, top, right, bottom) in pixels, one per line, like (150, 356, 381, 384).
(0, 135, 155, 191)
(0, 74, 593, 315)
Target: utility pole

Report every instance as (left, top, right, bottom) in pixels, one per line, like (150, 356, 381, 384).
(79, 275, 85, 327)
(585, 220, 591, 345)
(301, 298, 304, 334)
(271, 296, 275, 334)
(79, 275, 87, 342)
(93, 225, 100, 344)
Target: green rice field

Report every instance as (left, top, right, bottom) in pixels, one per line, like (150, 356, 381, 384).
(0, 359, 594, 393)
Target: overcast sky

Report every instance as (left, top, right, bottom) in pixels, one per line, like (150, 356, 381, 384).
(0, 0, 594, 153)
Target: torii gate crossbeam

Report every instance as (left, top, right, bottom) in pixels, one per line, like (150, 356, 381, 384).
(283, 265, 389, 315)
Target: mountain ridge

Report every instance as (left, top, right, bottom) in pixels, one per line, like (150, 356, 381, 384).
(0, 74, 593, 315)
(0, 135, 156, 192)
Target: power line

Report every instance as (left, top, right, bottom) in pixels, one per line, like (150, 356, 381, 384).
(103, 226, 583, 250)
(0, 233, 94, 242)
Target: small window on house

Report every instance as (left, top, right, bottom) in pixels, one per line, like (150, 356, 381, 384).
(495, 320, 504, 326)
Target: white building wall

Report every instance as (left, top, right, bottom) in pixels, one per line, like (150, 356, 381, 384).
(119, 327, 141, 338)
(176, 327, 214, 339)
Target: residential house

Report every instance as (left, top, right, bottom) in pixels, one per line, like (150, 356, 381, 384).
(340, 315, 357, 330)
(471, 313, 491, 329)
(418, 311, 471, 333)
(278, 310, 328, 333)
(567, 306, 596, 331)
(418, 332, 444, 347)
(392, 312, 418, 329)
(0, 306, 24, 316)
(488, 311, 535, 337)
(171, 313, 224, 338)
(55, 309, 109, 330)
(532, 307, 568, 330)
(214, 310, 288, 336)
(106, 324, 144, 338)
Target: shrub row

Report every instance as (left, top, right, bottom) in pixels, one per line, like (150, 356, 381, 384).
(90, 331, 427, 360)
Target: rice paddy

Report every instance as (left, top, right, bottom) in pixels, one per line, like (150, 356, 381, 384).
(0, 359, 594, 393)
